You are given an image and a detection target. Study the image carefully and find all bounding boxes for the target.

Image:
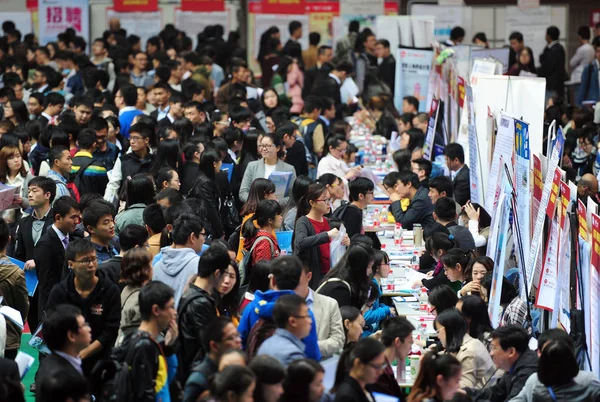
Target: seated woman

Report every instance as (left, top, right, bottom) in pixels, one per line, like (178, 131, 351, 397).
(363, 250, 395, 337)
(407, 352, 462, 402)
(428, 284, 459, 317)
(456, 295, 494, 352)
(414, 233, 459, 292)
(460, 202, 492, 256)
(458, 256, 493, 298)
(434, 309, 495, 389)
(440, 248, 473, 292)
(340, 306, 365, 345)
(367, 95, 399, 140)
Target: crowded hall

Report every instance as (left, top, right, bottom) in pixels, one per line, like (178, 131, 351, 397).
(0, 2, 599, 402)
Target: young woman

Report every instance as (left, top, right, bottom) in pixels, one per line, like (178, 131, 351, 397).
(116, 247, 153, 345)
(317, 173, 345, 211)
(209, 365, 256, 402)
(400, 128, 425, 152)
(317, 243, 374, 310)
(0, 145, 31, 224)
(363, 250, 395, 337)
(259, 37, 281, 88)
(407, 352, 462, 402)
(441, 248, 473, 291)
(283, 175, 314, 230)
(317, 134, 360, 201)
(428, 284, 458, 317)
(342, 143, 358, 167)
(150, 138, 181, 180)
(459, 256, 493, 298)
(115, 174, 155, 235)
(239, 132, 297, 206)
(460, 202, 492, 255)
(189, 148, 225, 239)
(398, 113, 414, 134)
(456, 295, 494, 352)
(240, 260, 271, 313)
(248, 355, 285, 402)
(212, 110, 229, 138)
(414, 233, 459, 292)
(332, 338, 386, 402)
(218, 260, 241, 326)
(155, 167, 180, 192)
(235, 178, 277, 261)
(508, 47, 536, 76)
(261, 88, 280, 115)
(2, 99, 29, 129)
(366, 95, 399, 139)
(293, 183, 349, 287)
(434, 309, 495, 389)
(282, 359, 326, 402)
(340, 306, 365, 344)
(242, 199, 282, 267)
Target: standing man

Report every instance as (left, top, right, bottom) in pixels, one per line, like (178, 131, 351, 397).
(284, 21, 304, 65)
(215, 58, 249, 110)
(570, 26, 595, 103)
(116, 84, 143, 139)
(90, 38, 116, 92)
(303, 45, 333, 99)
(184, 101, 207, 130)
(508, 31, 525, 68)
(130, 51, 153, 88)
(91, 117, 119, 172)
(149, 82, 172, 122)
(157, 94, 185, 129)
(444, 143, 470, 206)
(303, 32, 321, 69)
(71, 129, 109, 197)
(47, 146, 73, 202)
(72, 96, 93, 128)
(577, 41, 600, 106)
(376, 39, 396, 95)
(538, 26, 567, 101)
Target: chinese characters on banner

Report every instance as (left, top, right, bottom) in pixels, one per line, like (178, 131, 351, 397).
(113, 0, 158, 12)
(181, 0, 225, 12)
(590, 214, 600, 374)
(249, 0, 305, 14)
(39, 0, 89, 46)
(394, 48, 433, 113)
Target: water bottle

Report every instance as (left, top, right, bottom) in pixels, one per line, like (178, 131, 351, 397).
(419, 323, 428, 345)
(373, 209, 380, 228)
(376, 157, 382, 169)
(411, 251, 420, 270)
(387, 270, 394, 292)
(419, 287, 428, 311)
(381, 205, 388, 224)
(394, 223, 403, 248)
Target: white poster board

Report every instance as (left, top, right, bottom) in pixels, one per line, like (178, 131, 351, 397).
(505, 6, 551, 67)
(2, 12, 33, 35)
(340, 0, 383, 17)
(410, 4, 472, 44)
(39, 0, 89, 46)
(175, 7, 232, 50)
(106, 10, 162, 52)
(375, 16, 435, 51)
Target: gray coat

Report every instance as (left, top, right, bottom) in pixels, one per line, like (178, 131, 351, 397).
(293, 215, 330, 289)
(239, 158, 296, 206)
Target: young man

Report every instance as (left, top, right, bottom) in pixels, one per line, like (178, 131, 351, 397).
(428, 176, 454, 204)
(257, 294, 312, 366)
(91, 117, 118, 172)
(215, 58, 249, 110)
(184, 317, 242, 402)
(284, 21, 304, 65)
(376, 39, 396, 95)
(143, 203, 166, 258)
(157, 93, 185, 129)
(112, 281, 176, 401)
(229, 106, 253, 132)
(433, 197, 475, 251)
(98, 223, 148, 285)
(403, 96, 419, 115)
(577, 41, 600, 106)
(167, 60, 183, 92)
(28, 92, 45, 119)
(34, 196, 80, 320)
(412, 112, 428, 134)
(411, 157, 432, 189)
(47, 146, 72, 203)
(36, 305, 91, 394)
(130, 51, 153, 88)
(104, 122, 154, 204)
(333, 177, 374, 239)
(444, 143, 470, 206)
(178, 244, 230, 378)
(238, 255, 321, 362)
(150, 82, 172, 122)
(445, 26, 465, 46)
(538, 26, 567, 100)
(0, 218, 29, 359)
(71, 129, 109, 197)
(136, 86, 156, 115)
(302, 45, 333, 99)
(314, 61, 353, 110)
(83, 201, 117, 264)
(153, 213, 205, 306)
(384, 171, 434, 230)
(39, 92, 65, 128)
(570, 26, 595, 101)
(278, 123, 308, 177)
(466, 325, 537, 402)
(90, 38, 116, 92)
(72, 95, 93, 128)
(184, 101, 207, 129)
(116, 84, 143, 138)
(303, 32, 321, 69)
(46, 239, 120, 377)
(508, 31, 525, 67)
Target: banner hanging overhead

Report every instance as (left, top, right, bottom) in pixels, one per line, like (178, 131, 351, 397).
(113, 0, 158, 12)
(181, 0, 225, 12)
(39, 0, 89, 46)
(340, 0, 383, 16)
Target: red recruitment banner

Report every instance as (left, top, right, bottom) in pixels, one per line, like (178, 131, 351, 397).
(457, 77, 465, 108)
(578, 199, 588, 241)
(27, 0, 38, 10)
(545, 168, 562, 218)
(591, 9, 600, 27)
(385, 1, 399, 14)
(249, 0, 306, 14)
(592, 214, 600, 271)
(181, 0, 224, 12)
(113, 0, 158, 12)
(559, 181, 570, 229)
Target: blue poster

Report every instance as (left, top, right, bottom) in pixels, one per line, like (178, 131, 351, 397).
(394, 48, 434, 113)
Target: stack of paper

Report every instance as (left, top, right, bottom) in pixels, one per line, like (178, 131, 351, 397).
(0, 305, 23, 330)
(269, 171, 293, 198)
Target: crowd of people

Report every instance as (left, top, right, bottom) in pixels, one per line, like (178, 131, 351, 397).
(0, 14, 598, 402)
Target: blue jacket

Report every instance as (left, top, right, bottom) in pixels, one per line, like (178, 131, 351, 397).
(577, 61, 600, 106)
(238, 289, 322, 361)
(362, 278, 391, 337)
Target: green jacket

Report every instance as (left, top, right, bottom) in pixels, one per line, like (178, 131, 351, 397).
(115, 203, 146, 235)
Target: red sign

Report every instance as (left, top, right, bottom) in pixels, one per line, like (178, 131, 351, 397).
(26, 0, 38, 10)
(559, 181, 570, 229)
(545, 168, 562, 219)
(113, 0, 158, 12)
(579, 199, 588, 241)
(591, 9, 600, 27)
(181, 0, 225, 12)
(249, 0, 305, 14)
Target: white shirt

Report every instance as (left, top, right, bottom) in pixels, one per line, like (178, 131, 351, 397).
(570, 43, 595, 83)
(264, 162, 277, 179)
(52, 224, 69, 249)
(227, 149, 237, 164)
(328, 73, 341, 85)
(317, 154, 350, 200)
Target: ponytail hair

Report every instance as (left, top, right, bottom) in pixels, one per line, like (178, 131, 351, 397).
(441, 248, 473, 278)
(242, 199, 282, 240)
(407, 352, 461, 402)
(322, 134, 347, 157)
(425, 232, 457, 257)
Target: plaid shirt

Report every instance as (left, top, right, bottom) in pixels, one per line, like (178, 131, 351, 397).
(501, 297, 532, 334)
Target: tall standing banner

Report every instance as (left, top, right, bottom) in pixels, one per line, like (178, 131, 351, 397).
(555, 182, 572, 330)
(591, 213, 600, 375)
(514, 119, 531, 276)
(466, 86, 481, 205)
(181, 0, 225, 11)
(532, 154, 543, 229)
(489, 184, 511, 327)
(394, 49, 434, 113)
(39, 0, 89, 46)
(113, 0, 158, 12)
(485, 114, 515, 213)
(422, 98, 439, 160)
(535, 213, 559, 310)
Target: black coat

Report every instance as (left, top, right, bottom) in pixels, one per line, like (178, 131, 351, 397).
(97, 255, 123, 286)
(181, 161, 200, 196)
(283, 39, 303, 65)
(188, 171, 225, 239)
(14, 209, 54, 262)
(390, 186, 435, 230)
(303, 63, 333, 99)
(285, 141, 309, 177)
(35, 353, 87, 398)
(375, 111, 399, 140)
(334, 376, 376, 402)
(120, 151, 154, 183)
(453, 164, 471, 207)
(538, 42, 567, 94)
(378, 55, 396, 95)
(313, 75, 342, 108)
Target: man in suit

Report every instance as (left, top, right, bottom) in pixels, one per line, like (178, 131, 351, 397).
(444, 143, 470, 207)
(385, 171, 434, 230)
(302, 46, 333, 99)
(283, 20, 304, 66)
(14, 176, 56, 334)
(376, 39, 396, 95)
(34, 196, 80, 320)
(36, 304, 91, 397)
(38, 92, 65, 128)
(312, 61, 354, 114)
(149, 82, 172, 123)
(157, 94, 185, 130)
(538, 26, 567, 101)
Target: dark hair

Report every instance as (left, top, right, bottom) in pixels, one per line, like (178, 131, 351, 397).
(372, 250, 390, 278)
(82, 200, 114, 230)
(260, 132, 286, 159)
(75, 128, 95, 150)
(459, 295, 493, 341)
(202, 316, 233, 355)
(123, 174, 155, 209)
(270, 255, 303, 290)
(397, 170, 420, 189)
(441, 248, 471, 276)
(53, 195, 79, 220)
(198, 244, 230, 278)
(239, 127, 261, 166)
(44, 92, 65, 108)
(334, 337, 385, 391)
(340, 305, 362, 342)
(481, 273, 518, 305)
(323, 134, 347, 157)
(546, 26, 560, 41)
(118, 224, 148, 252)
(434, 197, 458, 222)
(7, 99, 29, 125)
(138, 281, 174, 321)
(155, 187, 183, 206)
(249, 355, 286, 402)
(428, 176, 453, 198)
(537, 340, 579, 386)
(403, 128, 425, 151)
(240, 178, 275, 216)
(463, 256, 493, 284)
(65, 238, 96, 264)
(151, 138, 181, 176)
(428, 284, 458, 315)
(491, 325, 529, 354)
(412, 157, 432, 178)
(249, 260, 272, 293)
(273, 294, 306, 328)
(450, 26, 465, 41)
(472, 32, 488, 44)
(434, 308, 468, 353)
(120, 247, 153, 287)
(0, 218, 9, 252)
(403, 96, 419, 111)
(509, 31, 524, 42)
(142, 204, 166, 235)
(348, 177, 374, 202)
(308, 32, 321, 46)
(425, 232, 457, 259)
(288, 20, 302, 35)
(172, 213, 203, 245)
(37, 368, 88, 402)
(350, 233, 373, 247)
(295, 183, 327, 223)
(459, 202, 492, 229)
(48, 145, 68, 169)
(42, 304, 82, 351)
(242, 199, 281, 240)
(210, 365, 256, 401)
(155, 167, 177, 191)
(282, 359, 324, 402)
(198, 148, 220, 179)
(28, 176, 57, 204)
(577, 26, 591, 40)
(444, 143, 465, 164)
(537, 328, 574, 352)
(408, 352, 462, 402)
(381, 316, 416, 347)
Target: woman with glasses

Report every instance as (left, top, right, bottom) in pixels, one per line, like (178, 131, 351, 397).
(428, 284, 458, 318)
(293, 183, 349, 288)
(413, 233, 460, 293)
(239, 132, 297, 206)
(331, 337, 386, 402)
(317, 134, 361, 201)
(363, 250, 396, 337)
(317, 173, 345, 211)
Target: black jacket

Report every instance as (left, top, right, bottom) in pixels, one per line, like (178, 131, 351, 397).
(97, 255, 123, 286)
(317, 279, 363, 310)
(29, 144, 49, 176)
(34, 226, 71, 318)
(35, 353, 87, 400)
(538, 42, 567, 94)
(390, 186, 434, 230)
(452, 164, 471, 207)
(303, 63, 333, 99)
(183, 356, 218, 402)
(14, 208, 54, 262)
(334, 203, 363, 239)
(375, 110, 399, 140)
(446, 222, 476, 251)
(470, 349, 538, 402)
(181, 161, 200, 196)
(46, 269, 121, 376)
(178, 284, 218, 379)
(378, 55, 396, 95)
(334, 376, 376, 402)
(293, 215, 331, 289)
(369, 362, 405, 401)
(313, 75, 342, 107)
(285, 141, 309, 177)
(120, 151, 154, 184)
(283, 39, 303, 65)
(188, 171, 224, 239)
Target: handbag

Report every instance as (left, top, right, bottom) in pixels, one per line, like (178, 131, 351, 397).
(221, 192, 241, 236)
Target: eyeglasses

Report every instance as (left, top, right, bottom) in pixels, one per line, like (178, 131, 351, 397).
(367, 362, 387, 371)
(315, 198, 332, 204)
(223, 333, 242, 342)
(130, 135, 145, 142)
(74, 257, 97, 265)
(430, 307, 437, 314)
(259, 144, 274, 149)
(334, 148, 347, 154)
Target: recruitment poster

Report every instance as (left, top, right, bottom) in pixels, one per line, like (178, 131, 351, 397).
(39, 0, 89, 45)
(106, 9, 162, 52)
(113, 0, 158, 12)
(181, 0, 225, 12)
(591, 213, 600, 374)
(394, 48, 433, 113)
(514, 119, 531, 271)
